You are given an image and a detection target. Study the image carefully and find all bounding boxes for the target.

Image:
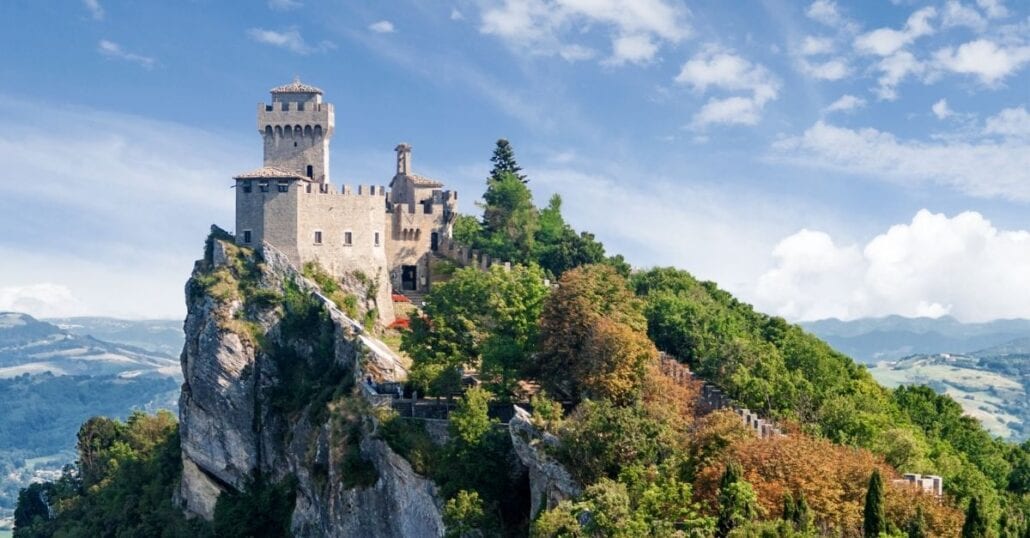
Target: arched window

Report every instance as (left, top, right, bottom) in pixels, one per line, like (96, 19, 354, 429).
(314, 125, 323, 137)
(304, 125, 312, 137)
(264, 125, 272, 137)
(274, 125, 283, 138)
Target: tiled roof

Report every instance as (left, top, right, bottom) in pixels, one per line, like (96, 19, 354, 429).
(405, 174, 444, 188)
(270, 79, 323, 94)
(233, 166, 309, 180)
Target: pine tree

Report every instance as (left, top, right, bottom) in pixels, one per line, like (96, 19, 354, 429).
(907, 505, 927, 538)
(716, 462, 759, 538)
(794, 491, 812, 532)
(488, 138, 526, 183)
(863, 469, 887, 538)
(782, 492, 796, 523)
(961, 497, 989, 538)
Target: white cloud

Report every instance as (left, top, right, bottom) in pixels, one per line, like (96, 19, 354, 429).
(933, 39, 1030, 84)
(267, 0, 302, 10)
(854, 6, 936, 57)
(369, 20, 395, 34)
(450, 8, 464, 20)
(83, 0, 103, 20)
(942, 1, 987, 32)
(773, 121, 1030, 201)
(478, 0, 689, 66)
(0, 284, 85, 319)
(247, 27, 334, 54)
(823, 94, 866, 114)
(805, 0, 856, 32)
(983, 106, 1030, 139)
(559, 44, 596, 62)
(755, 210, 1030, 322)
(873, 51, 923, 100)
(800, 35, 835, 56)
(976, 0, 1008, 18)
(97, 40, 155, 69)
(799, 58, 850, 80)
(675, 47, 780, 128)
(605, 34, 659, 65)
(932, 98, 954, 119)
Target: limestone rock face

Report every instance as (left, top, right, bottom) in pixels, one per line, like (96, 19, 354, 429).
(178, 238, 444, 537)
(508, 406, 581, 519)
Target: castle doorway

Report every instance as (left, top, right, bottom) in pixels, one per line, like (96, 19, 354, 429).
(401, 265, 417, 291)
(431, 232, 439, 252)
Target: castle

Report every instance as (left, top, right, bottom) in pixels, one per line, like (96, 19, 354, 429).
(233, 80, 458, 323)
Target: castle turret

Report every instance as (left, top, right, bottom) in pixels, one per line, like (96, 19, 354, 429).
(258, 78, 334, 183)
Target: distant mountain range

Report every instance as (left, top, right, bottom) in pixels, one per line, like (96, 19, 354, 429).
(801, 315, 1030, 364)
(0, 312, 184, 520)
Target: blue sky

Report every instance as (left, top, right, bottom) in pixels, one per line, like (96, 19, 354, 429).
(0, 0, 1027, 322)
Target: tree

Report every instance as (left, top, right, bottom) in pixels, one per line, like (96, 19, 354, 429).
(489, 138, 526, 183)
(536, 264, 650, 402)
(906, 505, 928, 538)
(716, 463, 760, 537)
(864, 469, 887, 538)
(781, 492, 796, 522)
(444, 490, 488, 538)
(481, 171, 538, 260)
(403, 264, 549, 398)
(793, 491, 811, 532)
(961, 497, 989, 538)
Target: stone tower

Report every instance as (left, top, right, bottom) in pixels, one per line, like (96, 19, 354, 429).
(258, 78, 334, 182)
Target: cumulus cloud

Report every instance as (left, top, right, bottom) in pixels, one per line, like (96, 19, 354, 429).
(854, 6, 936, 57)
(0, 284, 85, 319)
(755, 210, 1030, 322)
(97, 40, 155, 69)
(83, 0, 103, 20)
(942, 1, 988, 32)
(983, 106, 1030, 139)
(247, 27, 334, 54)
(675, 47, 780, 128)
(478, 0, 689, 66)
(932, 98, 954, 119)
(369, 20, 395, 34)
(823, 94, 865, 114)
(873, 51, 923, 100)
(976, 0, 1008, 18)
(933, 39, 1030, 84)
(773, 121, 1030, 201)
(799, 58, 851, 80)
(805, 0, 858, 33)
(800, 35, 835, 56)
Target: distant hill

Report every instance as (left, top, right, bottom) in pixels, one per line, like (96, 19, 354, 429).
(45, 316, 184, 358)
(801, 315, 1030, 363)
(0, 312, 182, 521)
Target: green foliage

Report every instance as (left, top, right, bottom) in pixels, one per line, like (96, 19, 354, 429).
(961, 497, 989, 538)
(716, 463, 761, 537)
(303, 261, 359, 318)
(444, 490, 489, 538)
(266, 279, 352, 423)
(529, 391, 564, 433)
(556, 399, 677, 485)
(404, 264, 549, 398)
(631, 266, 1019, 509)
(212, 474, 297, 538)
(482, 171, 540, 262)
(864, 469, 887, 538)
(452, 214, 483, 247)
(13, 412, 211, 538)
(906, 506, 928, 538)
(489, 138, 526, 183)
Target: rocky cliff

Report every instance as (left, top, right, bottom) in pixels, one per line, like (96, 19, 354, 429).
(177, 232, 444, 537)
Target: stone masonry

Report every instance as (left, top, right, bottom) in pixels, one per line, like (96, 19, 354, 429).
(233, 80, 457, 323)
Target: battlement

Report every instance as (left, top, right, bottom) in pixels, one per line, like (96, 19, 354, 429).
(260, 101, 333, 113)
(298, 183, 388, 196)
(257, 102, 334, 136)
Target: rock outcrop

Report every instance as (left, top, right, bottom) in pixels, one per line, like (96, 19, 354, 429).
(508, 406, 581, 519)
(177, 235, 444, 536)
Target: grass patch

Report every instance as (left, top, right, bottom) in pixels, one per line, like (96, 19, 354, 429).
(302, 262, 360, 318)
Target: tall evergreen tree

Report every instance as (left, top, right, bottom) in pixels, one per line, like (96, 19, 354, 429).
(781, 492, 796, 522)
(794, 491, 812, 532)
(906, 505, 927, 538)
(863, 469, 887, 538)
(961, 497, 989, 538)
(716, 462, 759, 538)
(488, 138, 526, 183)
